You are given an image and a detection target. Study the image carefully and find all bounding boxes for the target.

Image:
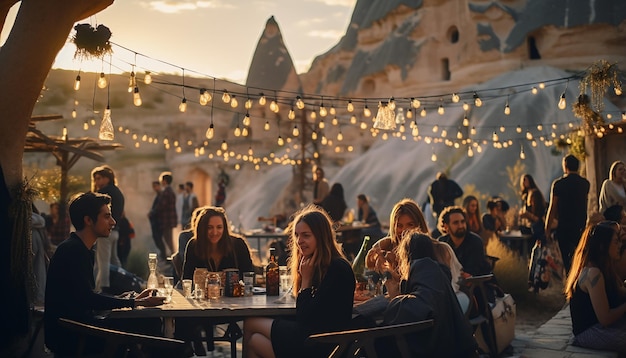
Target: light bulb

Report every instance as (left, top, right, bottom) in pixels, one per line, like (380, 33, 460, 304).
(222, 91, 231, 103)
(406, 109, 413, 119)
(539, 82, 545, 89)
(360, 121, 367, 130)
(330, 106, 336, 115)
(337, 132, 343, 141)
(531, 87, 538, 94)
(451, 93, 460, 103)
(311, 131, 318, 140)
(243, 113, 251, 126)
(438, 104, 444, 115)
(504, 103, 510, 115)
(431, 152, 437, 162)
(433, 125, 439, 133)
(467, 147, 474, 157)
(615, 86, 623, 96)
(411, 98, 421, 108)
(462, 102, 469, 111)
(526, 131, 533, 140)
(520, 147, 526, 160)
(457, 131, 463, 139)
(71, 109, 77, 119)
(319, 120, 325, 129)
(310, 111, 317, 120)
(259, 94, 267, 106)
(128, 71, 135, 93)
(277, 136, 284, 146)
(395, 108, 405, 124)
(133, 86, 142, 106)
(471, 126, 476, 135)
(288, 108, 295, 120)
(242, 127, 249, 136)
(473, 93, 482, 107)
(62, 126, 68, 141)
(234, 125, 241, 137)
(245, 98, 252, 109)
(221, 140, 228, 150)
(97, 72, 107, 89)
(296, 96, 304, 109)
(516, 125, 522, 133)
(388, 98, 396, 111)
(179, 98, 187, 112)
(441, 129, 447, 137)
(144, 71, 152, 84)
(411, 125, 419, 137)
(364, 105, 371, 117)
(331, 117, 338, 126)
(420, 108, 427, 117)
(558, 93, 566, 110)
(199, 89, 211, 105)
(205, 124, 214, 139)
(74, 74, 81, 91)
(347, 100, 354, 112)
(292, 126, 299, 136)
(264, 121, 270, 131)
(492, 132, 499, 142)
(99, 106, 114, 140)
(319, 104, 327, 117)
(270, 100, 279, 113)
(462, 115, 469, 127)
(230, 96, 238, 108)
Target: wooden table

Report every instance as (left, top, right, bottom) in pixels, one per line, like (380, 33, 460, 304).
(499, 230, 533, 258)
(108, 290, 296, 358)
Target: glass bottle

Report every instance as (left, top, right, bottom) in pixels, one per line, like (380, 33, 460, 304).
(147, 253, 158, 289)
(266, 247, 280, 296)
(352, 235, 370, 283)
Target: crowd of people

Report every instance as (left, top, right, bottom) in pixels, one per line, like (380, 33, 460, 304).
(36, 154, 626, 356)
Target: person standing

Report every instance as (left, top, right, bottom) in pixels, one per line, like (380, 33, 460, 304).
(545, 155, 590, 272)
(312, 165, 329, 205)
(181, 181, 199, 229)
(91, 165, 124, 293)
(598, 160, 626, 214)
(46, 202, 70, 246)
(175, 183, 185, 230)
(519, 174, 547, 243)
(428, 172, 463, 218)
(148, 181, 167, 259)
(155, 172, 177, 258)
(319, 182, 347, 222)
(44, 192, 164, 356)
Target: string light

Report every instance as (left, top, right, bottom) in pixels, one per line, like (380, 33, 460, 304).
(230, 95, 238, 108)
(347, 100, 354, 112)
(558, 81, 568, 110)
(473, 92, 482, 107)
(504, 96, 511, 115)
(245, 97, 252, 109)
(144, 71, 152, 85)
(520, 145, 526, 159)
(531, 86, 538, 94)
(319, 98, 327, 117)
(296, 96, 304, 110)
(133, 86, 142, 106)
(264, 121, 270, 131)
(438, 101, 445, 115)
(288, 107, 296, 120)
(74, 71, 81, 91)
(127, 69, 135, 93)
(451, 93, 460, 103)
(205, 123, 214, 139)
(97, 72, 107, 89)
(199, 89, 211, 105)
(243, 112, 251, 126)
(259, 93, 267, 106)
(179, 97, 187, 112)
(292, 125, 299, 137)
(462, 114, 469, 127)
(388, 97, 396, 111)
(363, 102, 371, 117)
(420, 108, 427, 117)
(222, 90, 231, 104)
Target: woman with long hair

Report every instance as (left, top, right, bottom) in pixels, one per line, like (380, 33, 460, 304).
(599, 161, 626, 216)
(565, 221, 626, 353)
(243, 205, 355, 358)
(519, 174, 547, 241)
(462, 195, 483, 236)
(365, 198, 428, 275)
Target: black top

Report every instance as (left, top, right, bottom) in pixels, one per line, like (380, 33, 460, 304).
(358, 205, 381, 227)
(182, 236, 254, 279)
(45, 233, 134, 355)
(570, 279, 621, 335)
(438, 232, 491, 276)
(320, 194, 347, 222)
(551, 173, 590, 236)
(98, 183, 125, 226)
(428, 178, 463, 215)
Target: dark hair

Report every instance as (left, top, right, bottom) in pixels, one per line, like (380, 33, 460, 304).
(193, 206, 234, 260)
(178, 184, 185, 190)
(160, 172, 173, 184)
(564, 154, 580, 172)
(186, 181, 194, 189)
(329, 183, 344, 197)
(388, 198, 428, 245)
(69, 192, 111, 230)
(397, 230, 437, 280)
(152, 181, 160, 186)
(357, 194, 367, 202)
(603, 205, 624, 222)
(520, 174, 539, 194)
(91, 165, 116, 191)
(438, 206, 465, 233)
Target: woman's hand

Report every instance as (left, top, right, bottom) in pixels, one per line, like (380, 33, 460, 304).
(299, 252, 317, 289)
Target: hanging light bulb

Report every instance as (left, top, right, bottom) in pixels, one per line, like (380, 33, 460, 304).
(62, 126, 68, 141)
(451, 93, 460, 103)
(500, 125, 506, 132)
(244, 98, 252, 109)
(99, 105, 114, 140)
(330, 105, 336, 115)
(264, 121, 270, 131)
(388, 97, 396, 111)
(234, 125, 241, 137)
(71, 108, 77, 119)
(222, 90, 231, 103)
(337, 131, 343, 141)
(296, 96, 304, 109)
(462, 102, 469, 111)
(74, 73, 81, 91)
(199, 89, 211, 105)
(558, 92, 567, 110)
(420, 108, 427, 117)
(492, 132, 499, 142)
(438, 103, 445, 115)
(411, 98, 421, 108)
(259, 93, 267, 106)
(526, 131, 533, 140)
(319, 120, 325, 129)
(242, 127, 249, 136)
(441, 129, 447, 137)
(221, 140, 228, 150)
(179, 97, 187, 112)
(473, 92, 482, 107)
(350, 115, 357, 124)
(144, 71, 152, 84)
(83, 120, 89, 131)
(432, 124, 439, 133)
(471, 126, 477, 135)
(133, 86, 142, 106)
(288, 108, 296, 120)
(615, 86, 623, 96)
(319, 102, 327, 117)
(360, 121, 367, 130)
(97, 72, 107, 89)
(363, 104, 372, 117)
(347, 100, 354, 112)
(462, 114, 469, 127)
(331, 117, 338, 126)
(243, 112, 251, 126)
(205, 123, 214, 139)
(270, 99, 279, 113)
(531, 86, 538, 94)
(395, 108, 406, 124)
(467, 146, 474, 157)
(539, 82, 545, 89)
(406, 108, 413, 119)
(520, 145, 526, 160)
(277, 136, 284, 146)
(292, 125, 299, 136)
(411, 124, 419, 137)
(127, 71, 135, 93)
(311, 131, 318, 140)
(310, 111, 317, 120)
(431, 151, 437, 162)
(504, 99, 511, 115)
(230, 96, 238, 108)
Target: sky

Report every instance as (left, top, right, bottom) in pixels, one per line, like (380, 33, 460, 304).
(1, 0, 356, 83)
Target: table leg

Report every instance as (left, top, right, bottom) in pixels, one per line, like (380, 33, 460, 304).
(163, 317, 174, 338)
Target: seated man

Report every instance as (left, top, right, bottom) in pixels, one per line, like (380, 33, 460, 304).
(45, 192, 164, 356)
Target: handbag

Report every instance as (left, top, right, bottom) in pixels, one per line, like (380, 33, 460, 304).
(475, 293, 516, 354)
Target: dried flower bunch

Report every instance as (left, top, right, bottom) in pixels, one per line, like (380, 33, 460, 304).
(572, 94, 604, 134)
(72, 23, 112, 59)
(579, 60, 623, 113)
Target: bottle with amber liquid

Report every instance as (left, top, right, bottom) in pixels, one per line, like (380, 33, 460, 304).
(266, 247, 280, 296)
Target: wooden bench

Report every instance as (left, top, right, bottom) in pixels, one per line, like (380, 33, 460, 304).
(59, 318, 186, 357)
(306, 319, 434, 358)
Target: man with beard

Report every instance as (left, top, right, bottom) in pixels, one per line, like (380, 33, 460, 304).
(437, 206, 491, 277)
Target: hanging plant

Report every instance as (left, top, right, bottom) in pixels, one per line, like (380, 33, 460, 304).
(572, 94, 604, 135)
(72, 23, 113, 59)
(579, 60, 622, 112)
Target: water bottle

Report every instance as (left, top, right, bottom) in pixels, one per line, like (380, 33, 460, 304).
(147, 253, 158, 289)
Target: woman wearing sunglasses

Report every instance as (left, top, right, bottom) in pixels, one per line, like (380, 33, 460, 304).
(565, 221, 626, 353)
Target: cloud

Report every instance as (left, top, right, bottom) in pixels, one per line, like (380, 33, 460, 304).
(295, 18, 325, 27)
(306, 0, 355, 7)
(143, 0, 235, 14)
(307, 29, 344, 39)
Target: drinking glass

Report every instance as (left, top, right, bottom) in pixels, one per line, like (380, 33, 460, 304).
(243, 272, 255, 296)
(194, 283, 204, 300)
(279, 266, 290, 293)
(206, 272, 221, 300)
(182, 279, 193, 298)
(163, 276, 174, 302)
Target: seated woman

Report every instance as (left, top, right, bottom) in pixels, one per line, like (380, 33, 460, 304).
(243, 205, 355, 358)
(380, 230, 477, 357)
(179, 206, 254, 355)
(357, 193, 384, 240)
(565, 221, 626, 354)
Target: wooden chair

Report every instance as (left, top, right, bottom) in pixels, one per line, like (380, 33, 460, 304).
(59, 318, 186, 358)
(306, 319, 434, 358)
(460, 274, 498, 358)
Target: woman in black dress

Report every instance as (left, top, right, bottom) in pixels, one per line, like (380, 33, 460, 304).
(243, 205, 355, 358)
